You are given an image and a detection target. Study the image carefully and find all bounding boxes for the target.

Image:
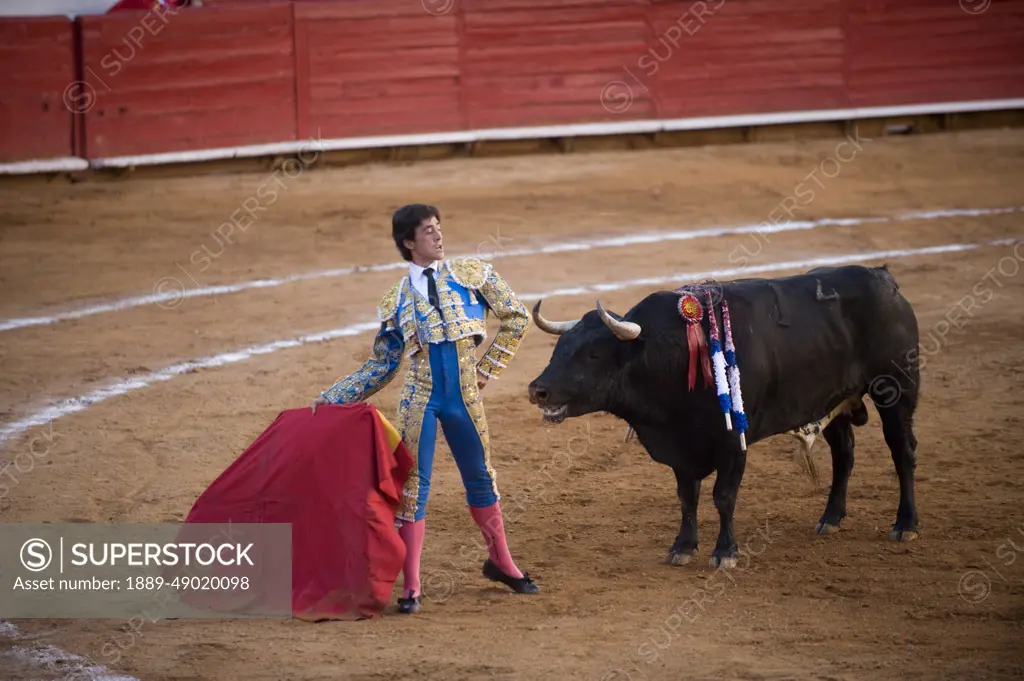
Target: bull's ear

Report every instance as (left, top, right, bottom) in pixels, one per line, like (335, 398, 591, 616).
(596, 300, 641, 341)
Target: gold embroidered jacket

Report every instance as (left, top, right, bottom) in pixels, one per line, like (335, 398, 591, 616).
(321, 258, 530, 404)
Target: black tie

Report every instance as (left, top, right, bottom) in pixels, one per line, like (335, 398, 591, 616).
(424, 266, 441, 310)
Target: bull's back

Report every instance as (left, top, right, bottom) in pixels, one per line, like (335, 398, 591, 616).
(721, 265, 917, 439)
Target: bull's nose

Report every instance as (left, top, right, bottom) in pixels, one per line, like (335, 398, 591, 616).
(528, 382, 549, 405)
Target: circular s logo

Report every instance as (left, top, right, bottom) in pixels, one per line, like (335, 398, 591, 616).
(959, 0, 991, 14)
(62, 81, 98, 114)
(868, 374, 902, 409)
(153, 276, 186, 310)
(20, 538, 52, 572)
(599, 81, 634, 115)
(599, 670, 634, 681)
(421, 0, 455, 15)
(958, 570, 991, 604)
(422, 569, 456, 603)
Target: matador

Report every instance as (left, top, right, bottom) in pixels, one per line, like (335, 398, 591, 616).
(312, 203, 540, 614)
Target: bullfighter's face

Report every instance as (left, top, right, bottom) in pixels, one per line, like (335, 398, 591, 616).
(405, 215, 444, 263)
(527, 301, 641, 423)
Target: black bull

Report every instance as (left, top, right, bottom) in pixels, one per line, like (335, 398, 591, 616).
(527, 264, 920, 567)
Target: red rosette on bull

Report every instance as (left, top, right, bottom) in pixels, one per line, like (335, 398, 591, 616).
(676, 293, 713, 392)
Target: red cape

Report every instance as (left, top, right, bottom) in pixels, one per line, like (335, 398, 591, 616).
(182, 403, 413, 620)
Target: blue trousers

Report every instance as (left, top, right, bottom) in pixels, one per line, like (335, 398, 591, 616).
(406, 341, 499, 521)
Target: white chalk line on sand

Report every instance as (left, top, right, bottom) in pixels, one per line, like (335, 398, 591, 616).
(0, 621, 139, 681)
(0, 236, 1018, 449)
(1, 206, 1019, 333)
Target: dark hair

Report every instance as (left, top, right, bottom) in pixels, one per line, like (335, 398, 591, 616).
(392, 203, 440, 261)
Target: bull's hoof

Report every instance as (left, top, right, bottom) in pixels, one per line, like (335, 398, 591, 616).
(888, 529, 919, 542)
(710, 554, 738, 569)
(666, 550, 695, 566)
(815, 521, 841, 535)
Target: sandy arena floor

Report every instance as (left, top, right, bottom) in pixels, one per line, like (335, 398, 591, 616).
(1, 127, 1023, 680)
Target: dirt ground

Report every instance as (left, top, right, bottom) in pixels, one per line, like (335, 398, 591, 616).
(1, 127, 1023, 680)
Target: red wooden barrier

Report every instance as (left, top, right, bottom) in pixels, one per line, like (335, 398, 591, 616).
(846, 0, 1024, 107)
(651, 0, 849, 118)
(78, 3, 297, 158)
(3, 0, 1023, 168)
(293, 0, 462, 139)
(461, 0, 654, 127)
(0, 18, 77, 163)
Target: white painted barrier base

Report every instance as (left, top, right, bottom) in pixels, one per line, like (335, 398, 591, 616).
(0, 157, 90, 175)
(2, 98, 1022, 175)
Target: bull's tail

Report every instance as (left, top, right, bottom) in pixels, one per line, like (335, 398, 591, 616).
(797, 439, 821, 488)
(788, 394, 868, 486)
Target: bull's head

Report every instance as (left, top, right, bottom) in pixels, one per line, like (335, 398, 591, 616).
(527, 298, 642, 424)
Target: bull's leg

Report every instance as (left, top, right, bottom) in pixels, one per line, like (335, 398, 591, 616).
(667, 468, 699, 566)
(877, 398, 919, 541)
(710, 444, 746, 568)
(815, 415, 855, 535)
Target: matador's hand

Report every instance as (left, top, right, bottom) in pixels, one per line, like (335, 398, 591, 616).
(311, 395, 328, 414)
(476, 371, 489, 392)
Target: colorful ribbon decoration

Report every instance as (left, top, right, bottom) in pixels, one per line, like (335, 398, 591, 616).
(634, 286, 747, 453)
(706, 291, 733, 432)
(722, 299, 748, 451)
(676, 294, 712, 391)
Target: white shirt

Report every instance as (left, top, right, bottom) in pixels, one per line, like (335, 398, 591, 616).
(408, 260, 441, 301)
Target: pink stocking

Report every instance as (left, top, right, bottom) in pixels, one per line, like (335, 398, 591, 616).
(398, 519, 425, 598)
(469, 502, 523, 578)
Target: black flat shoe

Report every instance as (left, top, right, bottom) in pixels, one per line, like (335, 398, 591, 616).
(397, 593, 421, 614)
(482, 559, 540, 594)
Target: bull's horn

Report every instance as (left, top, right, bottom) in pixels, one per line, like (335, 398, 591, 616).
(597, 300, 641, 341)
(531, 299, 579, 335)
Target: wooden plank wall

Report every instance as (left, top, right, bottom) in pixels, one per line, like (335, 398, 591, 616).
(846, 0, 1024, 107)
(461, 0, 653, 127)
(1, 0, 1023, 164)
(649, 0, 849, 117)
(0, 18, 77, 163)
(293, 0, 462, 139)
(78, 3, 297, 158)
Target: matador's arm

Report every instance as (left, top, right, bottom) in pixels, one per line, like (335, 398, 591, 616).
(322, 281, 406, 403)
(320, 322, 404, 404)
(473, 263, 530, 380)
